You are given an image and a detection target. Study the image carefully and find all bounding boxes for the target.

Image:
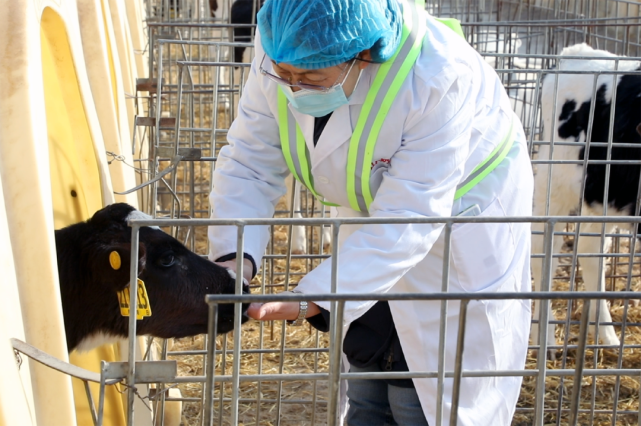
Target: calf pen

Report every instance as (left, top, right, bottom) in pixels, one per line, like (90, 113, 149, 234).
(106, 0, 641, 425)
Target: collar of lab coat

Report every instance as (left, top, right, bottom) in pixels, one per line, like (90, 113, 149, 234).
(287, 64, 377, 166)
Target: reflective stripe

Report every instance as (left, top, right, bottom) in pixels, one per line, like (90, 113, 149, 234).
(348, 0, 426, 211)
(454, 117, 516, 200)
(277, 0, 477, 211)
(278, 87, 339, 206)
(278, 90, 301, 183)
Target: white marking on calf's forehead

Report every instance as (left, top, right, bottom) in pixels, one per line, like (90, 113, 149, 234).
(126, 210, 161, 230)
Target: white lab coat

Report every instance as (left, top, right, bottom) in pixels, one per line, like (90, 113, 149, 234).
(209, 14, 533, 426)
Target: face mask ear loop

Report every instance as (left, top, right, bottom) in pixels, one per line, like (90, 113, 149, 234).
(347, 68, 365, 101)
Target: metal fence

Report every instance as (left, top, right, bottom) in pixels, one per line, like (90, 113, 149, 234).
(102, 0, 641, 425)
(114, 215, 641, 426)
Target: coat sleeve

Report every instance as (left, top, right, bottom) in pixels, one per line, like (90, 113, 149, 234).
(295, 61, 476, 324)
(208, 54, 290, 265)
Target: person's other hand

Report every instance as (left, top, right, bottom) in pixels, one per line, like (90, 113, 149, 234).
(216, 258, 253, 284)
(247, 298, 321, 321)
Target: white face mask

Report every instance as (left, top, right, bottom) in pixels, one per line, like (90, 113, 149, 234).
(282, 63, 363, 117)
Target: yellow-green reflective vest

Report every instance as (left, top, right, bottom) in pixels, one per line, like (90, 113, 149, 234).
(277, 0, 514, 212)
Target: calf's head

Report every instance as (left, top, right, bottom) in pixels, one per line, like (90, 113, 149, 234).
(55, 203, 249, 352)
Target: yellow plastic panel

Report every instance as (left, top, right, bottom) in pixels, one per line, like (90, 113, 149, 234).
(41, 8, 103, 226)
(41, 8, 129, 425)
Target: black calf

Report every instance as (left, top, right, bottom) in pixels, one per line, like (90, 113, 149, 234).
(55, 203, 249, 352)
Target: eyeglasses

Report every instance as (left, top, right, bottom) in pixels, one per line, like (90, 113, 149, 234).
(259, 54, 356, 92)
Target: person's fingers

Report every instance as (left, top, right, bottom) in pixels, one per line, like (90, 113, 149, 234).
(246, 301, 299, 321)
(246, 303, 264, 320)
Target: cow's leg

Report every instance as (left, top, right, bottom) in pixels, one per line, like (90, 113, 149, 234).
(531, 219, 565, 355)
(530, 151, 583, 358)
(320, 218, 332, 252)
(530, 159, 582, 357)
(576, 219, 620, 346)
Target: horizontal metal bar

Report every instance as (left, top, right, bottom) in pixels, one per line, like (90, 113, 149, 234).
(128, 215, 641, 227)
(495, 69, 641, 75)
(163, 367, 641, 384)
(167, 347, 329, 357)
(11, 338, 108, 384)
(514, 408, 639, 415)
(205, 291, 639, 304)
(162, 396, 328, 405)
(149, 22, 256, 29)
(177, 61, 252, 67)
(464, 18, 641, 27)
(157, 39, 254, 47)
(479, 52, 641, 61)
(532, 159, 641, 165)
(532, 141, 641, 148)
(531, 253, 641, 259)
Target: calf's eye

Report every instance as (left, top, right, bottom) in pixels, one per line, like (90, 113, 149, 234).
(159, 254, 176, 267)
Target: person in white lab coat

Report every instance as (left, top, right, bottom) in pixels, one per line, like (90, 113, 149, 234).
(209, 0, 534, 424)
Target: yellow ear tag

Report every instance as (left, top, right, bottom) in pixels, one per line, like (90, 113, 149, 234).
(109, 251, 121, 270)
(116, 279, 152, 320)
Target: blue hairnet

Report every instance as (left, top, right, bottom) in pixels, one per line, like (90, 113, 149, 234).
(257, 0, 403, 69)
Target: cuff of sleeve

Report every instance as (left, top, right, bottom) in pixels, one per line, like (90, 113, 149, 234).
(306, 306, 330, 332)
(215, 252, 258, 278)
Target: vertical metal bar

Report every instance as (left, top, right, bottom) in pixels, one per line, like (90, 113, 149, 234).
(528, 72, 542, 158)
(614, 191, 641, 426)
(534, 220, 555, 426)
(327, 222, 341, 425)
(275, 192, 298, 426)
(328, 300, 346, 426)
(84, 380, 98, 426)
(217, 334, 227, 426)
(256, 258, 267, 425)
(126, 224, 141, 426)
(311, 326, 321, 426)
(449, 298, 469, 426)
(204, 303, 219, 426)
(97, 361, 108, 426)
(230, 225, 246, 425)
(544, 73, 560, 216)
(156, 339, 169, 426)
(569, 299, 591, 426)
(436, 222, 453, 425)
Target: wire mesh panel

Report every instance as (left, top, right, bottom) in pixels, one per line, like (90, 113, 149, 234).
(123, 1, 641, 425)
(119, 215, 641, 426)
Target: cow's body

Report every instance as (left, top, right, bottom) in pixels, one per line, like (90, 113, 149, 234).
(531, 43, 641, 350)
(56, 203, 248, 352)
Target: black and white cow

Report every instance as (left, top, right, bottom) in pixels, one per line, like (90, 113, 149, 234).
(531, 43, 641, 350)
(56, 203, 249, 352)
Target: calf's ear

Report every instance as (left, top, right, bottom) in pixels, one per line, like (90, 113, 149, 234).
(636, 123, 641, 138)
(94, 243, 147, 292)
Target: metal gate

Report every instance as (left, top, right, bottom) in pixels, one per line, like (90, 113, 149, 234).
(107, 0, 641, 425)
